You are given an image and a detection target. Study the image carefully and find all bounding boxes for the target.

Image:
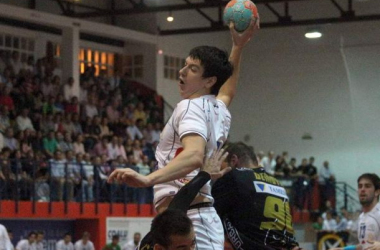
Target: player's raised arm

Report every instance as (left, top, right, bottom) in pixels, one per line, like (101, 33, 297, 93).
(217, 17, 259, 107)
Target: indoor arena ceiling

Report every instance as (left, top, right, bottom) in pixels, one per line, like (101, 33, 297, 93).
(52, 0, 380, 35)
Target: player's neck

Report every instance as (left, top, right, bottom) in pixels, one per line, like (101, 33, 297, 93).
(362, 199, 378, 213)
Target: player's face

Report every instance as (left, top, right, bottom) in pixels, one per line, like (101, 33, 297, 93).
(37, 234, 44, 242)
(358, 178, 379, 206)
(178, 57, 213, 99)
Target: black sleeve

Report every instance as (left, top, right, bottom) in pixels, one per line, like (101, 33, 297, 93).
(211, 172, 235, 216)
(168, 171, 211, 212)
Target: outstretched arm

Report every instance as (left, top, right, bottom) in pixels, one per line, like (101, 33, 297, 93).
(108, 134, 205, 187)
(169, 148, 229, 211)
(217, 17, 260, 107)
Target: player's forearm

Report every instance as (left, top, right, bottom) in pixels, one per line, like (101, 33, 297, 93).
(218, 45, 243, 103)
(147, 149, 203, 185)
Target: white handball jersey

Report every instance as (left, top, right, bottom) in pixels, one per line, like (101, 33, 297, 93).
(358, 203, 380, 249)
(154, 95, 231, 207)
(56, 241, 74, 250)
(74, 240, 94, 250)
(0, 225, 12, 250)
(15, 240, 34, 250)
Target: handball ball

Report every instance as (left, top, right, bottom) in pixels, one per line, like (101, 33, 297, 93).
(223, 0, 259, 32)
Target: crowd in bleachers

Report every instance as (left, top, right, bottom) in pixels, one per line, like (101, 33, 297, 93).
(257, 151, 336, 212)
(0, 50, 163, 203)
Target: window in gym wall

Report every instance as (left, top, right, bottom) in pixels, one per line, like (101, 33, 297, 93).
(79, 48, 115, 76)
(164, 55, 185, 80)
(123, 54, 144, 79)
(0, 33, 35, 62)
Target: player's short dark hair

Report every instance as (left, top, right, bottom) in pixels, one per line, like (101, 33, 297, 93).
(112, 235, 119, 240)
(358, 173, 380, 191)
(28, 231, 36, 237)
(151, 209, 193, 248)
(36, 231, 44, 235)
(189, 46, 233, 95)
(226, 142, 258, 166)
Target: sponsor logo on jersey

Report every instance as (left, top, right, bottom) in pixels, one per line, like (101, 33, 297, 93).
(253, 181, 288, 199)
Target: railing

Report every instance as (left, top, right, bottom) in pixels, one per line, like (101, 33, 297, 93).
(0, 159, 153, 214)
(335, 181, 360, 212)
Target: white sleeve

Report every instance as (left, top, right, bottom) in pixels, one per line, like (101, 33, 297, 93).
(90, 242, 95, 250)
(175, 100, 207, 141)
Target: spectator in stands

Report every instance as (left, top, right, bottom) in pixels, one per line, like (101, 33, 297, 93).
(319, 160, 335, 210)
(293, 158, 310, 210)
(287, 157, 298, 176)
(99, 117, 113, 138)
(313, 216, 324, 232)
(49, 150, 68, 201)
(63, 77, 76, 102)
(65, 96, 79, 114)
(34, 153, 50, 201)
(83, 95, 98, 119)
(117, 137, 127, 160)
(71, 113, 83, 135)
(322, 210, 337, 231)
(102, 235, 120, 250)
(261, 150, 276, 175)
(0, 106, 10, 133)
(15, 231, 36, 250)
(274, 155, 287, 177)
(56, 132, 70, 153)
(93, 136, 109, 157)
(31, 131, 44, 153)
(0, 148, 16, 199)
(56, 233, 74, 250)
(32, 92, 44, 115)
(137, 155, 152, 204)
(54, 94, 66, 114)
(122, 232, 141, 250)
(11, 150, 33, 200)
(124, 154, 139, 203)
(0, 86, 15, 114)
(74, 232, 94, 250)
(108, 136, 122, 160)
(335, 214, 347, 231)
(9, 51, 22, 75)
(42, 96, 56, 116)
(62, 114, 75, 135)
(133, 102, 147, 125)
(81, 153, 94, 202)
(132, 140, 143, 164)
(4, 128, 18, 151)
(73, 135, 85, 155)
(106, 99, 121, 124)
(126, 119, 143, 140)
(41, 77, 54, 98)
(34, 231, 44, 250)
(16, 108, 35, 131)
(79, 81, 88, 105)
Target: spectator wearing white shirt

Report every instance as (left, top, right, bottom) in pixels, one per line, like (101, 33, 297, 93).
(319, 161, 335, 211)
(107, 136, 122, 160)
(261, 151, 276, 175)
(84, 97, 98, 119)
(63, 77, 76, 102)
(33, 232, 44, 250)
(74, 232, 94, 250)
(122, 232, 140, 250)
(56, 234, 74, 250)
(16, 109, 35, 132)
(49, 150, 68, 201)
(0, 224, 12, 250)
(322, 211, 337, 231)
(15, 232, 36, 250)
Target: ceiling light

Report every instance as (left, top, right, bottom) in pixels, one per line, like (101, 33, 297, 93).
(167, 11, 174, 22)
(305, 30, 322, 39)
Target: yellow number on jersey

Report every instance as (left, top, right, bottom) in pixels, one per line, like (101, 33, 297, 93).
(260, 196, 294, 233)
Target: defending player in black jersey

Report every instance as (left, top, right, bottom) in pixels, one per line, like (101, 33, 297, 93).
(212, 142, 300, 250)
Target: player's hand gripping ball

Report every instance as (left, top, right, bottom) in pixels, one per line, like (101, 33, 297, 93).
(223, 0, 259, 32)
